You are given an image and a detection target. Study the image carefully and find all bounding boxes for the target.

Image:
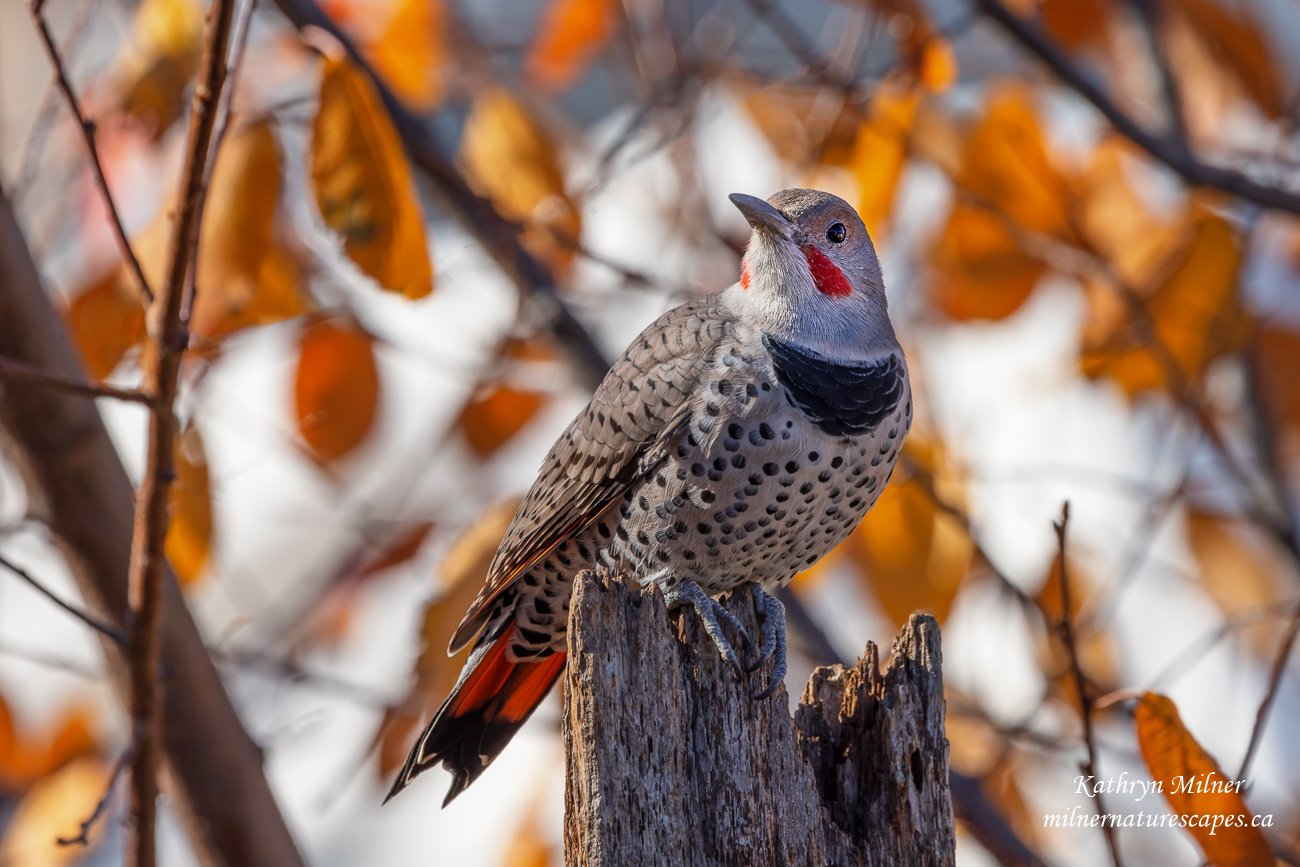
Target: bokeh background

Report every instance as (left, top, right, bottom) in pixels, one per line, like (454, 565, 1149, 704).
(2, 0, 1299, 864)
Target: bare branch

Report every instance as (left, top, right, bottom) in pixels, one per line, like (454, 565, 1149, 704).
(974, 0, 1300, 216)
(0, 551, 125, 645)
(57, 748, 131, 847)
(1236, 598, 1300, 782)
(124, 1, 238, 864)
(28, 0, 155, 304)
(0, 354, 153, 405)
(1054, 502, 1123, 867)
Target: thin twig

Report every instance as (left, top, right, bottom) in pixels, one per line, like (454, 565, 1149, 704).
(1054, 503, 1123, 867)
(0, 552, 125, 645)
(0, 354, 153, 405)
(974, 0, 1300, 216)
(28, 0, 155, 304)
(57, 748, 132, 847)
(12, 0, 102, 201)
(1236, 598, 1300, 782)
(182, 0, 259, 327)
(123, 2, 238, 865)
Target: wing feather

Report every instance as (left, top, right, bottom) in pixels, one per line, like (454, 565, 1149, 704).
(448, 295, 732, 652)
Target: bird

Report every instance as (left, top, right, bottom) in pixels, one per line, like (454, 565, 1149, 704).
(385, 188, 912, 806)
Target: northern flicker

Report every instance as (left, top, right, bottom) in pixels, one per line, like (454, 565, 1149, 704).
(386, 189, 912, 805)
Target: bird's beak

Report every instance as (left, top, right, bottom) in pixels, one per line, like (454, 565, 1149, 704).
(729, 193, 796, 241)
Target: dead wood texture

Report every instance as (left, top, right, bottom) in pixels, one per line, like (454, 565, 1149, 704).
(563, 574, 955, 867)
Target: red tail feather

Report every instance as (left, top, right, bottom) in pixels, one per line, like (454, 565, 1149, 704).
(385, 623, 566, 806)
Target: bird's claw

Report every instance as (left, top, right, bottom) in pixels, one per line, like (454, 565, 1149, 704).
(745, 584, 787, 699)
(664, 580, 750, 678)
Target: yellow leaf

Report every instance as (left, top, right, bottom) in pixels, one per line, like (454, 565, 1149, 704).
(294, 315, 382, 466)
(192, 119, 309, 340)
(835, 437, 972, 626)
(0, 758, 109, 867)
(1081, 211, 1247, 396)
(457, 337, 555, 458)
(166, 424, 214, 587)
(845, 89, 919, 239)
(525, 0, 620, 89)
(1135, 693, 1274, 867)
(459, 87, 580, 277)
(312, 53, 434, 300)
(114, 0, 203, 134)
(376, 498, 520, 776)
(62, 269, 145, 379)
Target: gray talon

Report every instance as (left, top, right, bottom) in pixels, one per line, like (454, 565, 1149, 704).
(746, 585, 787, 699)
(664, 580, 749, 677)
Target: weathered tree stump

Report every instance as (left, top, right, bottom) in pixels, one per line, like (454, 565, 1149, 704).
(562, 574, 955, 867)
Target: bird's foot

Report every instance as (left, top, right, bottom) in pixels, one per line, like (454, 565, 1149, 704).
(663, 580, 750, 678)
(744, 583, 787, 700)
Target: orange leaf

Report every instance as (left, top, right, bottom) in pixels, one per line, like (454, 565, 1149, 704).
(312, 51, 434, 300)
(1077, 137, 1184, 287)
(1169, 0, 1283, 119)
(845, 88, 919, 239)
(1252, 321, 1300, 449)
(0, 758, 110, 866)
(957, 83, 1073, 240)
(370, 0, 448, 109)
(741, 83, 863, 168)
(459, 87, 580, 277)
(457, 337, 556, 457)
(1081, 210, 1247, 396)
(376, 498, 520, 776)
(1135, 692, 1274, 867)
(832, 437, 972, 626)
(928, 204, 1046, 321)
(526, 0, 620, 89)
(1039, 0, 1117, 51)
(192, 119, 309, 340)
(294, 315, 381, 465)
(1186, 509, 1291, 657)
(0, 696, 97, 794)
(63, 269, 145, 379)
(165, 424, 214, 587)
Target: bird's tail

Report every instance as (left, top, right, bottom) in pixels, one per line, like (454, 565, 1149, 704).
(384, 622, 566, 806)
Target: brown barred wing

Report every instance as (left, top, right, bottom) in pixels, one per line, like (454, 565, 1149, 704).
(447, 295, 733, 653)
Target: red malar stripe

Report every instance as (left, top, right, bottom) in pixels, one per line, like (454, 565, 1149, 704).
(801, 246, 851, 297)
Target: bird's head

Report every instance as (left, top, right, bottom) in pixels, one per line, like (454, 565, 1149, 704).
(729, 189, 894, 359)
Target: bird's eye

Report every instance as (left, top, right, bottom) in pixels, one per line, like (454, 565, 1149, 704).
(826, 222, 847, 244)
